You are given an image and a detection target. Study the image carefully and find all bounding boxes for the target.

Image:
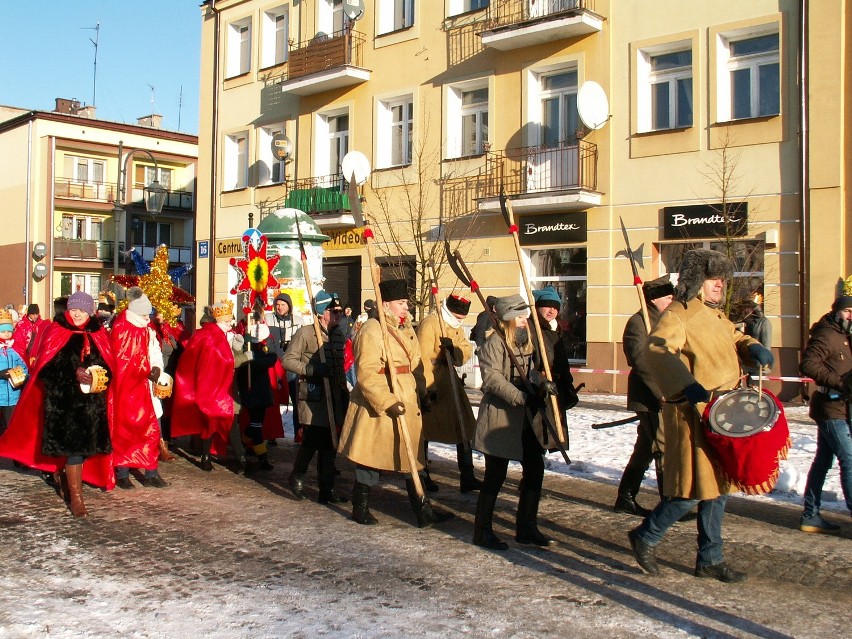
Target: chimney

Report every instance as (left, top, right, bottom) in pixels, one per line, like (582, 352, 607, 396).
(53, 98, 96, 119)
(137, 114, 163, 129)
(75, 105, 97, 119)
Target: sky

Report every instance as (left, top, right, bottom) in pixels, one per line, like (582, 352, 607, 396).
(0, 0, 203, 135)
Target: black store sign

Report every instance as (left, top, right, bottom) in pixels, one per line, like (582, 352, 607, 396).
(663, 203, 748, 240)
(518, 212, 587, 246)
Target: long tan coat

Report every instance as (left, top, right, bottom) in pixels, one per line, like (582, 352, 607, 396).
(416, 313, 475, 444)
(338, 310, 426, 472)
(646, 298, 759, 500)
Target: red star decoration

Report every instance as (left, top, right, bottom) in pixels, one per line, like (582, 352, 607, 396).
(230, 234, 280, 309)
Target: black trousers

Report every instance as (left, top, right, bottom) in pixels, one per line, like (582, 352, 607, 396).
(481, 425, 545, 495)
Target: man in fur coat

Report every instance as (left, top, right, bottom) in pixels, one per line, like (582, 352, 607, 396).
(0, 291, 114, 517)
(628, 250, 773, 583)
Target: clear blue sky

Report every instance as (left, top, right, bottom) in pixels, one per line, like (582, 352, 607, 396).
(0, 0, 202, 135)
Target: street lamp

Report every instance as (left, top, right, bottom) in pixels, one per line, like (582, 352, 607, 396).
(112, 140, 167, 277)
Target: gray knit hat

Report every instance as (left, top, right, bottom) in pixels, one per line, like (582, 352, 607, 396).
(126, 287, 153, 317)
(674, 249, 734, 303)
(494, 294, 530, 321)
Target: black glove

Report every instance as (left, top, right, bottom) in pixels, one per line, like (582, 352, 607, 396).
(75, 367, 93, 385)
(538, 380, 558, 397)
(525, 392, 547, 411)
(386, 401, 406, 417)
(682, 382, 710, 405)
(0, 368, 9, 380)
(304, 361, 331, 378)
(747, 343, 774, 369)
(148, 367, 161, 382)
(439, 337, 455, 357)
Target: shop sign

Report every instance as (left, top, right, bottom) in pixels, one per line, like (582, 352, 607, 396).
(518, 213, 586, 246)
(215, 237, 245, 258)
(663, 203, 748, 240)
(323, 227, 366, 251)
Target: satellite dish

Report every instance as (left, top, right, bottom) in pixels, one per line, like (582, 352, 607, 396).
(341, 151, 371, 185)
(343, 0, 365, 21)
(577, 81, 610, 131)
(270, 133, 292, 161)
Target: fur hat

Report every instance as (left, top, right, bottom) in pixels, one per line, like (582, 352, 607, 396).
(643, 275, 675, 303)
(67, 291, 95, 314)
(674, 250, 733, 303)
(126, 286, 153, 317)
(533, 286, 562, 310)
(494, 294, 530, 321)
(446, 294, 471, 316)
(379, 279, 408, 302)
(832, 295, 852, 313)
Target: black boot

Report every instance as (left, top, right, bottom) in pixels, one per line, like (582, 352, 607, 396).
(614, 494, 652, 517)
(317, 451, 347, 504)
(351, 482, 377, 525)
(614, 464, 651, 516)
(405, 478, 454, 528)
(199, 455, 213, 472)
(288, 444, 314, 499)
(457, 443, 483, 493)
(473, 491, 508, 550)
(422, 469, 439, 493)
(288, 472, 306, 500)
(515, 483, 552, 546)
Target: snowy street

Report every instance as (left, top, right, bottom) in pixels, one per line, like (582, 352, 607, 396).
(0, 393, 849, 638)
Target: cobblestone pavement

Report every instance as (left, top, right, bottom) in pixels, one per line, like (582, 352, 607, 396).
(0, 429, 850, 638)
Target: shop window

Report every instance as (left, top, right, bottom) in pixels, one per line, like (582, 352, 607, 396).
(529, 247, 587, 361)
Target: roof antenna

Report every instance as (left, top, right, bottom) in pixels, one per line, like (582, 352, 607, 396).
(147, 83, 156, 115)
(178, 85, 183, 131)
(82, 22, 100, 106)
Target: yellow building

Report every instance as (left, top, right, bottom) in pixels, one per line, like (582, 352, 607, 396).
(0, 100, 198, 314)
(196, 1, 850, 398)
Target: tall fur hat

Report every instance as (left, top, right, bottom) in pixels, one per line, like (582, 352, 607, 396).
(674, 249, 734, 303)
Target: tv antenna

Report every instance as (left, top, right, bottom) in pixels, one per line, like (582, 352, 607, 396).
(81, 22, 100, 106)
(178, 85, 183, 131)
(147, 83, 156, 115)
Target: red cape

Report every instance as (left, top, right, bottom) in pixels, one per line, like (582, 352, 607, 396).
(109, 312, 159, 471)
(171, 322, 234, 454)
(0, 319, 116, 489)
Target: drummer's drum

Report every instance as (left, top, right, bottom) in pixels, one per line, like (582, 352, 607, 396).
(706, 387, 780, 437)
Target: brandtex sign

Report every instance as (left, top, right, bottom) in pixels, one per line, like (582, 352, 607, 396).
(518, 213, 587, 246)
(663, 203, 748, 240)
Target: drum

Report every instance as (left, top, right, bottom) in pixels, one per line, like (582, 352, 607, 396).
(80, 365, 109, 394)
(153, 372, 173, 399)
(706, 387, 780, 437)
(7, 366, 26, 389)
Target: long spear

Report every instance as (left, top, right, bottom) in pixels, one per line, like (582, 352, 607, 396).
(617, 217, 651, 332)
(499, 192, 567, 444)
(446, 245, 571, 465)
(425, 258, 471, 451)
(349, 173, 426, 500)
(294, 219, 339, 449)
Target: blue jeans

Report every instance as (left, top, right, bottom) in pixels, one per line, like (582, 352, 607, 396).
(802, 418, 852, 516)
(635, 494, 729, 567)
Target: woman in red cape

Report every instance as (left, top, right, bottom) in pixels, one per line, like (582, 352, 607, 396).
(0, 291, 115, 517)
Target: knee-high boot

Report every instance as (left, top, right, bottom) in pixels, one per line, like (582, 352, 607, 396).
(351, 481, 377, 525)
(65, 464, 87, 518)
(614, 464, 652, 516)
(457, 443, 483, 493)
(405, 478, 454, 528)
(473, 490, 508, 550)
(515, 482, 551, 546)
(288, 444, 314, 499)
(317, 451, 346, 504)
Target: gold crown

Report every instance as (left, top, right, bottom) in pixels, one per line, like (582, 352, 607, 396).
(0, 308, 13, 326)
(211, 298, 235, 320)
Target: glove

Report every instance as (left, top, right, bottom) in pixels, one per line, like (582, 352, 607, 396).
(148, 367, 161, 382)
(682, 382, 710, 405)
(75, 367, 93, 385)
(538, 380, 558, 397)
(232, 334, 246, 351)
(747, 343, 774, 369)
(439, 337, 455, 357)
(525, 392, 547, 411)
(0, 369, 8, 380)
(386, 401, 406, 417)
(304, 362, 331, 378)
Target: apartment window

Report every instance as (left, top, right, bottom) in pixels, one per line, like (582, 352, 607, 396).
(447, 82, 488, 158)
(261, 6, 288, 67)
(651, 50, 693, 130)
(448, 0, 488, 16)
(61, 215, 103, 241)
(68, 156, 105, 184)
(224, 132, 248, 190)
(315, 110, 349, 180)
(132, 219, 172, 248)
(540, 71, 579, 146)
(226, 17, 252, 77)
(378, 0, 414, 35)
(717, 27, 779, 121)
(143, 166, 172, 191)
(318, 0, 349, 35)
(60, 273, 102, 298)
(377, 97, 413, 168)
(529, 247, 587, 362)
(259, 125, 288, 185)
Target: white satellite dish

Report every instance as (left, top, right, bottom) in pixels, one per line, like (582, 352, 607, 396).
(341, 151, 371, 185)
(577, 81, 610, 131)
(343, 0, 365, 21)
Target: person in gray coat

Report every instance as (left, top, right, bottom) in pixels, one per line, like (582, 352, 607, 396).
(472, 294, 554, 551)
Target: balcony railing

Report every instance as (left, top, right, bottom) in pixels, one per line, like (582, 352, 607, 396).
(286, 29, 365, 81)
(130, 185, 194, 210)
(485, 0, 595, 26)
(283, 174, 352, 215)
(137, 244, 193, 264)
(54, 238, 116, 261)
(482, 140, 598, 197)
(54, 179, 116, 203)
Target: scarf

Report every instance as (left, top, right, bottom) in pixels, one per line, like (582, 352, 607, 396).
(63, 311, 93, 362)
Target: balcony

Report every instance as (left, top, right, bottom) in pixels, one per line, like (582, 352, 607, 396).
(54, 178, 116, 203)
(130, 185, 194, 211)
(478, 0, 603, 51)
(54, 238, 116, 261)
(137, 244, 193, 264)
(278, 29, 369, 96)
(452, 140, 600, 215)
(281, 174, 355, 229)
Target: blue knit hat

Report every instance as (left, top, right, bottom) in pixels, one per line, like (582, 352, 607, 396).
(532, 286, 562, 310)
(315, 290, 342, 314)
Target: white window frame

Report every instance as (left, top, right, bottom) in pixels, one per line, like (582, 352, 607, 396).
(261, 6, 289, 68)
(314, 108, 349, 181)
(224, 131, 249, 190)
(61, 273, 102, 298)
(636, 41, 693, 132)
(716, 25, 780, 122)
(377, 96, 413, 169)
(448, 0, 488, 16)
(318, 0, 348, 36)
(70, 156, 106, 184)
(143, 166, 172, 191)
(527, 65, 579, 147)
(258, 124, 288, 185)
(378, 0, 414, 35)
(226, 17, 252, 78)
(61, 214, 103, 241)
(446, 79, 489, 159)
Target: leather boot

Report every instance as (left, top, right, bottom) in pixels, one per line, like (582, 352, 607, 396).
(317, 451, 347, 504)
(288, 472, 306, 500)
(405, 478, 454, 528)
(199, 455, 214, 472)
(457, 443, 483, 493)
(53, 469, 69, 503)
(422, 468, 439, 493)
(515, 483, 552, 546)
(159, 438, 176, 462)
(614, 464, 651, 515)
(473, 491, 508, 550)
(351, 481, 378, 525)
(65, 464, 87, 518)
(614, 494, 651, 517)
(251, 443, 274, 471)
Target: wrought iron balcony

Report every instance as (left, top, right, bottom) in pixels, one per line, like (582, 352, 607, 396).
(54, 178, 116, 203)
(479, 0, 603, 51)
(279, 29, 369, 96)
